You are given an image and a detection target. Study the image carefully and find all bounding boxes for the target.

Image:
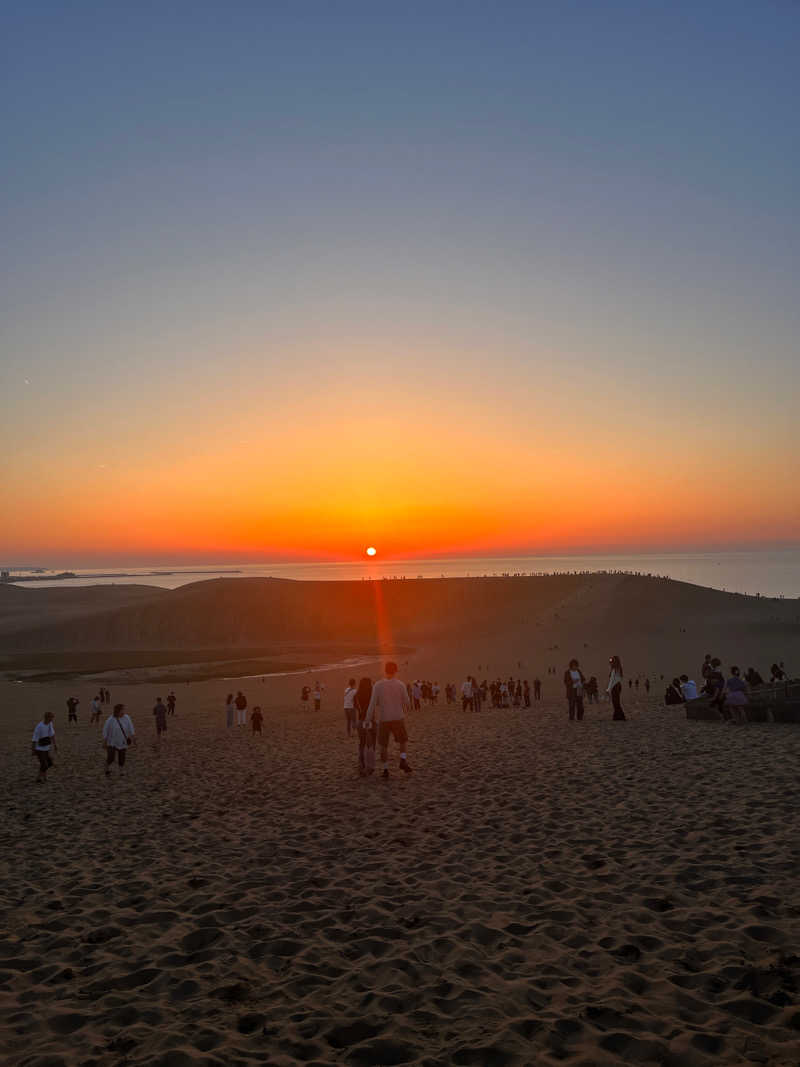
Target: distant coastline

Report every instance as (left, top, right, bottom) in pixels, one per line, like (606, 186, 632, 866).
(2, 568, 243, 584)
(1, 550, 798, 598)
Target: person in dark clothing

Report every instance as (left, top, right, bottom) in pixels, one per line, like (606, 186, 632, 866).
(523, 681, 531, 707)
(66, 696, 79, 724)
(664, 678, 684, 705)
(354, 677, 375, 775)
(235, 690, 247, 726)
(251, 706, 263, 734)
(607, 656, 626, 720)
(745, 667, 764, 687)
(564, 659, 586, 721)
(153, 697, 168, 737)
(770, 662, 786, 683)
(704, 658, 727, 719)
(533, 678, 541, 700)
(167, 691, 176, 716)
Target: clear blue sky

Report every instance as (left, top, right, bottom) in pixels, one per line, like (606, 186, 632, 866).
(2, 1, 799, 563)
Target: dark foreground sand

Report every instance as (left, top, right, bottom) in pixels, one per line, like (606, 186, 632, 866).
(1, 681, 799, 1067)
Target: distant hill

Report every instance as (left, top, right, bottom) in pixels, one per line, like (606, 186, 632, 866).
(1, 575, 797, 679)
(2, 575, 586, 653)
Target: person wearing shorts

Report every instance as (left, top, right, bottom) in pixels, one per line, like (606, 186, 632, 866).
(32, 712, 57, 782)
(364, 661, 412, 779)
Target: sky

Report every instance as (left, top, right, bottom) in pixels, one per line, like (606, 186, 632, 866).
(2, 0, 799, 565)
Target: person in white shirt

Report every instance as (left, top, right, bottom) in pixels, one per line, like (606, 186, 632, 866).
(102, 704, 135, 776)
(90, 695, 103, 724)
(343, 678, 357, 737)
(32, 711, 57, 783)
(364, 661, 412, 778)
(461, 677, 474, 712)
(679, 675, 699, 701)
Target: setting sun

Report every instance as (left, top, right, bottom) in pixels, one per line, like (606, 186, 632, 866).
(366, 546, 377, 557)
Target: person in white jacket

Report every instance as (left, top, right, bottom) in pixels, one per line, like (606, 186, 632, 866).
(103, 704, 135, 776)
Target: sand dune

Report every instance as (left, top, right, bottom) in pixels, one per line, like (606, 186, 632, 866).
(1, 576, 799, 1065)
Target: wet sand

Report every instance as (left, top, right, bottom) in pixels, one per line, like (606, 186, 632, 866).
(2, 678, 799, 1066)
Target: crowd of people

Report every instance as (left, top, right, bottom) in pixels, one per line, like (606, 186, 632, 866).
(29, 652, 791, 784)
(662, 655, 789, 724)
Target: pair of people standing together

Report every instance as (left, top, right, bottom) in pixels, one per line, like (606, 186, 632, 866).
(350, 663, 412, 779)
(564, 656, 626, 721)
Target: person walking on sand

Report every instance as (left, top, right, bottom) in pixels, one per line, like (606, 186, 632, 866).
(66, 696, 79, 724)
(461, 676, 474, 712)
(32, 711, 57, 783)
(607, 656, 626, 720)
(225, 692, 235, 728)
(103, 703, 135, 776)
(251, 706, 263, 735)
(167, 690, 176, 716)
(90, 694, 103, 724)
(533, 677, 541, 700)
(153, 696, 168, 739)
(472, 676, 483, 713)
(343, 678, 357, 737)
(354, 676, 375, 775)
(564, 659, 586, 721)
(364, 661, 412, 779)
(235, 690, 247, 726)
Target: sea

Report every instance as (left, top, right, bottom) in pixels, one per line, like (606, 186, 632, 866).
(5, 550, 800, 599)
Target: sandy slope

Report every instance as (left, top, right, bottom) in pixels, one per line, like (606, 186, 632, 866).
(1, 676, 799, 1067)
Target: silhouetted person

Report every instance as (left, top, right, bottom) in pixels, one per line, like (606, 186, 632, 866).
(664, 678, 683, 705)
(564, 659, 585, 721)
(153, 697, 168, 738)
(355, 677, 375, 775)
(607, 656, 626, 720)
